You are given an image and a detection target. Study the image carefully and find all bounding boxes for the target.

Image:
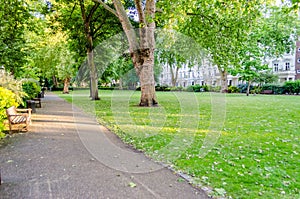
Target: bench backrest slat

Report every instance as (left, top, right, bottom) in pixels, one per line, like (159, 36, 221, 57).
(6, 106, 18, 121)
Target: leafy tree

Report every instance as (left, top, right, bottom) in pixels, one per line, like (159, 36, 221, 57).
(26, 20, 77, 93)
(158, 0, 299, 93)
(0, 0, 33, 76)
(94, 0, 159, 106)
(22, 80, 41, 100)
(50, 0, 122, 100)
(156, 31, 204, 87)
(159, 0, 262, 92)
(235, 3, 300, 96)
(158, 50, 186, 87)
(235, 57, 268, 96)
(257, 4, 300, 58)
(100, 54, 132, 87)
(56, 48, 76, 94)
(254, 71, 279, 86)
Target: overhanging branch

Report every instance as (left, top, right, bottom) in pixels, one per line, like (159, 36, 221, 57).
(93, 0, 118, 17)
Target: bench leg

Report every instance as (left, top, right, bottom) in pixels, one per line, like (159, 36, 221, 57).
(25, 118, 30, 131)
(8, 122, 12, 134)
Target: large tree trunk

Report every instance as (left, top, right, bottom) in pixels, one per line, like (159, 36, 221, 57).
(63, 77, 71, 94)
(135, 27, 157, 106)
(220, 70, 228, 93)
(132, 49, 157, 106)
(80, 0, 100, 100)
(119, 78, 123, 90)
(87, 44, 99, 100)
(52, 75, 58, 88)
(170, 65, 179, 87)
(246, 81, 251, 96)
(113, 0, 158, 106)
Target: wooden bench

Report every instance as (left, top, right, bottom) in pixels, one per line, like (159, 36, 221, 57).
(32, 98, 41, 108)
(261, 90, 273, 94)
(6, 106, 32, 133)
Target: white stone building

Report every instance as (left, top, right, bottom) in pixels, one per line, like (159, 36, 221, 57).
(267, 53, 296, 82)
(159, 52, 299, 87)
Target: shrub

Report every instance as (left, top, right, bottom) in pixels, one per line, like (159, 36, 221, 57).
(22, 80, 41, 100)
(0, 71, 27, 104)
(228, 86, 239, 93)
(262, 84, 284, 94)
(284, 80, 300, 94)
(202, 85, 209, 92)
(186, 84, 208, 92)
(251, 86, 262, 94)
(211, 86, 221, 92)
(192, 84, 201, 92)
(0, 87, 19, 137)
(170, 86, 183, 91)
(187, 86, 194, 92)
(237, 84, 253, 93)
(155, 85, 170, 91)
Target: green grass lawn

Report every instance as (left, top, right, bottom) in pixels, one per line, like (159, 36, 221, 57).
(58, 90, 300, 198)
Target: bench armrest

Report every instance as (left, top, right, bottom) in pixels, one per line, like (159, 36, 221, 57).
(16, 108, 32, 117)
(8, 113, 30, 117)
(8, 114, 24, 117)
(16, 108, 32, 113)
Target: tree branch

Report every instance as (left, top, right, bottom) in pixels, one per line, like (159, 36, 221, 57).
(93, 20, 106, 35)
(79, 0, 86, 22)
(87, 3, 100, 23)
(93, 0, 118, 18)
(112, 0, 138, 52)
(134, 0, 146, 24)
(68, 2, 77, 21)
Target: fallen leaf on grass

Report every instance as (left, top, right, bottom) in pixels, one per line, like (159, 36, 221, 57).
(129, 182, 137, 188)
(214, 188, 226, 196)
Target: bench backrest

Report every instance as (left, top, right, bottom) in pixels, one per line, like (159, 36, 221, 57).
(6, 106, 18, 121)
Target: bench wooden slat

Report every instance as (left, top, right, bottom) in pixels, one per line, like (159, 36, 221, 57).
(12, 116, 27, 124)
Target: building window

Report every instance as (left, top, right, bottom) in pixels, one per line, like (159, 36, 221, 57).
(297, 70, 300, 74)
(285, 62, 290, 71)
(298, 47, 300, 52)
(274, 63, 279, 72)
(297, 58, 300, 63)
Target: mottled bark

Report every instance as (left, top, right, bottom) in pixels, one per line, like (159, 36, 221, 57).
(52, 75, 58, 88)
(131, 48, 157, 106)
(170, 66, 179, 87)
(119, 78, 123, 89)
(246, 81, 251, 96)
(113, 0, 157, 106)
(87, 45, 99, 100)
(80, 0, 100, 100)
(220, 70, 228, 93)
(63, 77, 71, 94)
